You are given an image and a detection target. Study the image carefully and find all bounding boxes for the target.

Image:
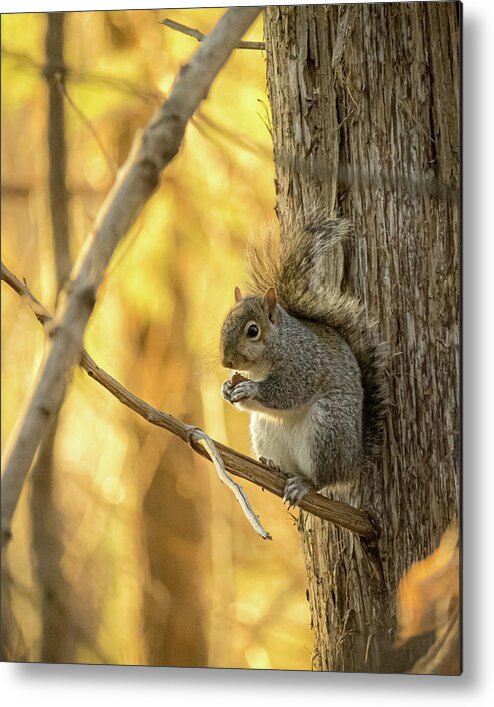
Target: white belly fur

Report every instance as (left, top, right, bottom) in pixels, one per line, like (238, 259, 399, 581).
(250, 408, 314, 482)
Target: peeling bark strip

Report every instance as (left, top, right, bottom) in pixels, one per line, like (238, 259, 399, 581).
(265, 2, 459, 672)
(1, 262, 377, 540)
(0, 7, 261, 546)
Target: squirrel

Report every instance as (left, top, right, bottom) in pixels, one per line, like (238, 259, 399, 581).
(220, 210, 387, 508)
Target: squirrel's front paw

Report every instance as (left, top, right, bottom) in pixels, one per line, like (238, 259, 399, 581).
(221, 380, 234, 402)
(229, 380, 258, 403)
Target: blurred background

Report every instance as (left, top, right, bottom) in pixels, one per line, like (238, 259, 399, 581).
(1, 8, 312, 668)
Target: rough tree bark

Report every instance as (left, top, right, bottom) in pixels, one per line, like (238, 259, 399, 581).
(264, 1, 459, 672)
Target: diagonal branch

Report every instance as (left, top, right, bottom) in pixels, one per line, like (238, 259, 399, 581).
(1, 262, 378, 541)
(0, 7, 261, 547)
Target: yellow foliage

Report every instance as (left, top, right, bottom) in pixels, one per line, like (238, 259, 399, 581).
(396, 521, 460, 675)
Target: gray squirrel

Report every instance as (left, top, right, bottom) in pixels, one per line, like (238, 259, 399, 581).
(220, 211, 387, 507)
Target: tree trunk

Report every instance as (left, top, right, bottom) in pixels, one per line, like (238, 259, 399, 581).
(264, 1, 459, 672)
(29, 11, 74, 664)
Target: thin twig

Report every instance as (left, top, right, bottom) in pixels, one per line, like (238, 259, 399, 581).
(160, 18, 265, 51)
(0, 7, 262, 547)
(191, 427, 271, 540)
(57, 78, 118, 176)
(2, 46, 161, 103)
(1, 261, 378, 541)
(192, 109, 272, 159)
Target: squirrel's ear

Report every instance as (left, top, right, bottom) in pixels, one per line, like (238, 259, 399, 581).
(264, 287, 278, 321)
(234, 286, 243, 303)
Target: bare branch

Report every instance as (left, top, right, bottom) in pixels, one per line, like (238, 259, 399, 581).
(0, 7, 262, 546)
(192, 109, 272, 159)
(57, 79, 118, 176)
(160, 18, 265, 51)
(1, 262, 378, 542)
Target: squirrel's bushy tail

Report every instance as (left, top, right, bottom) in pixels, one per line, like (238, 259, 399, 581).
(247, 209, 387, 461)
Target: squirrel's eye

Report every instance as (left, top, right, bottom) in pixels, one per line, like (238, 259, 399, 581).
(246, 323, 259, 338)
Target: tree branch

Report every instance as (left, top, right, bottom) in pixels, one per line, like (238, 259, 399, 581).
(160, 18, 265, 51)
(1, 262, 378, 541)
(0, 6, 261, 546)
(192, 427, 271, 540)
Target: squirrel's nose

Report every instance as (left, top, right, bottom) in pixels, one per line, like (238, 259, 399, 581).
(222, 358, 233, 369)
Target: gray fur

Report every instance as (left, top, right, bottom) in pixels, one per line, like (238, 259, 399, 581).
(220, 212, 387, 507)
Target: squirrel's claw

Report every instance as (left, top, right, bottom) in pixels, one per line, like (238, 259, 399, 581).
(259, 457, 282, 473)
(221, 380, 234, 402)
(283, 475, 313, 508)
(229, 380, 257, 403)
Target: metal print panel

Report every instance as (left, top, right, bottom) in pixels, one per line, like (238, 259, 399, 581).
(1, 2, 460, 674)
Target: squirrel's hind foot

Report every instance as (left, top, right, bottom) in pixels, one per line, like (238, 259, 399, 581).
(283, 475, 314, 509)
(259, 456, 282, 472)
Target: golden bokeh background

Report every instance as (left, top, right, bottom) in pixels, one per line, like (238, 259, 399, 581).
(1, 8, 312, 668)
